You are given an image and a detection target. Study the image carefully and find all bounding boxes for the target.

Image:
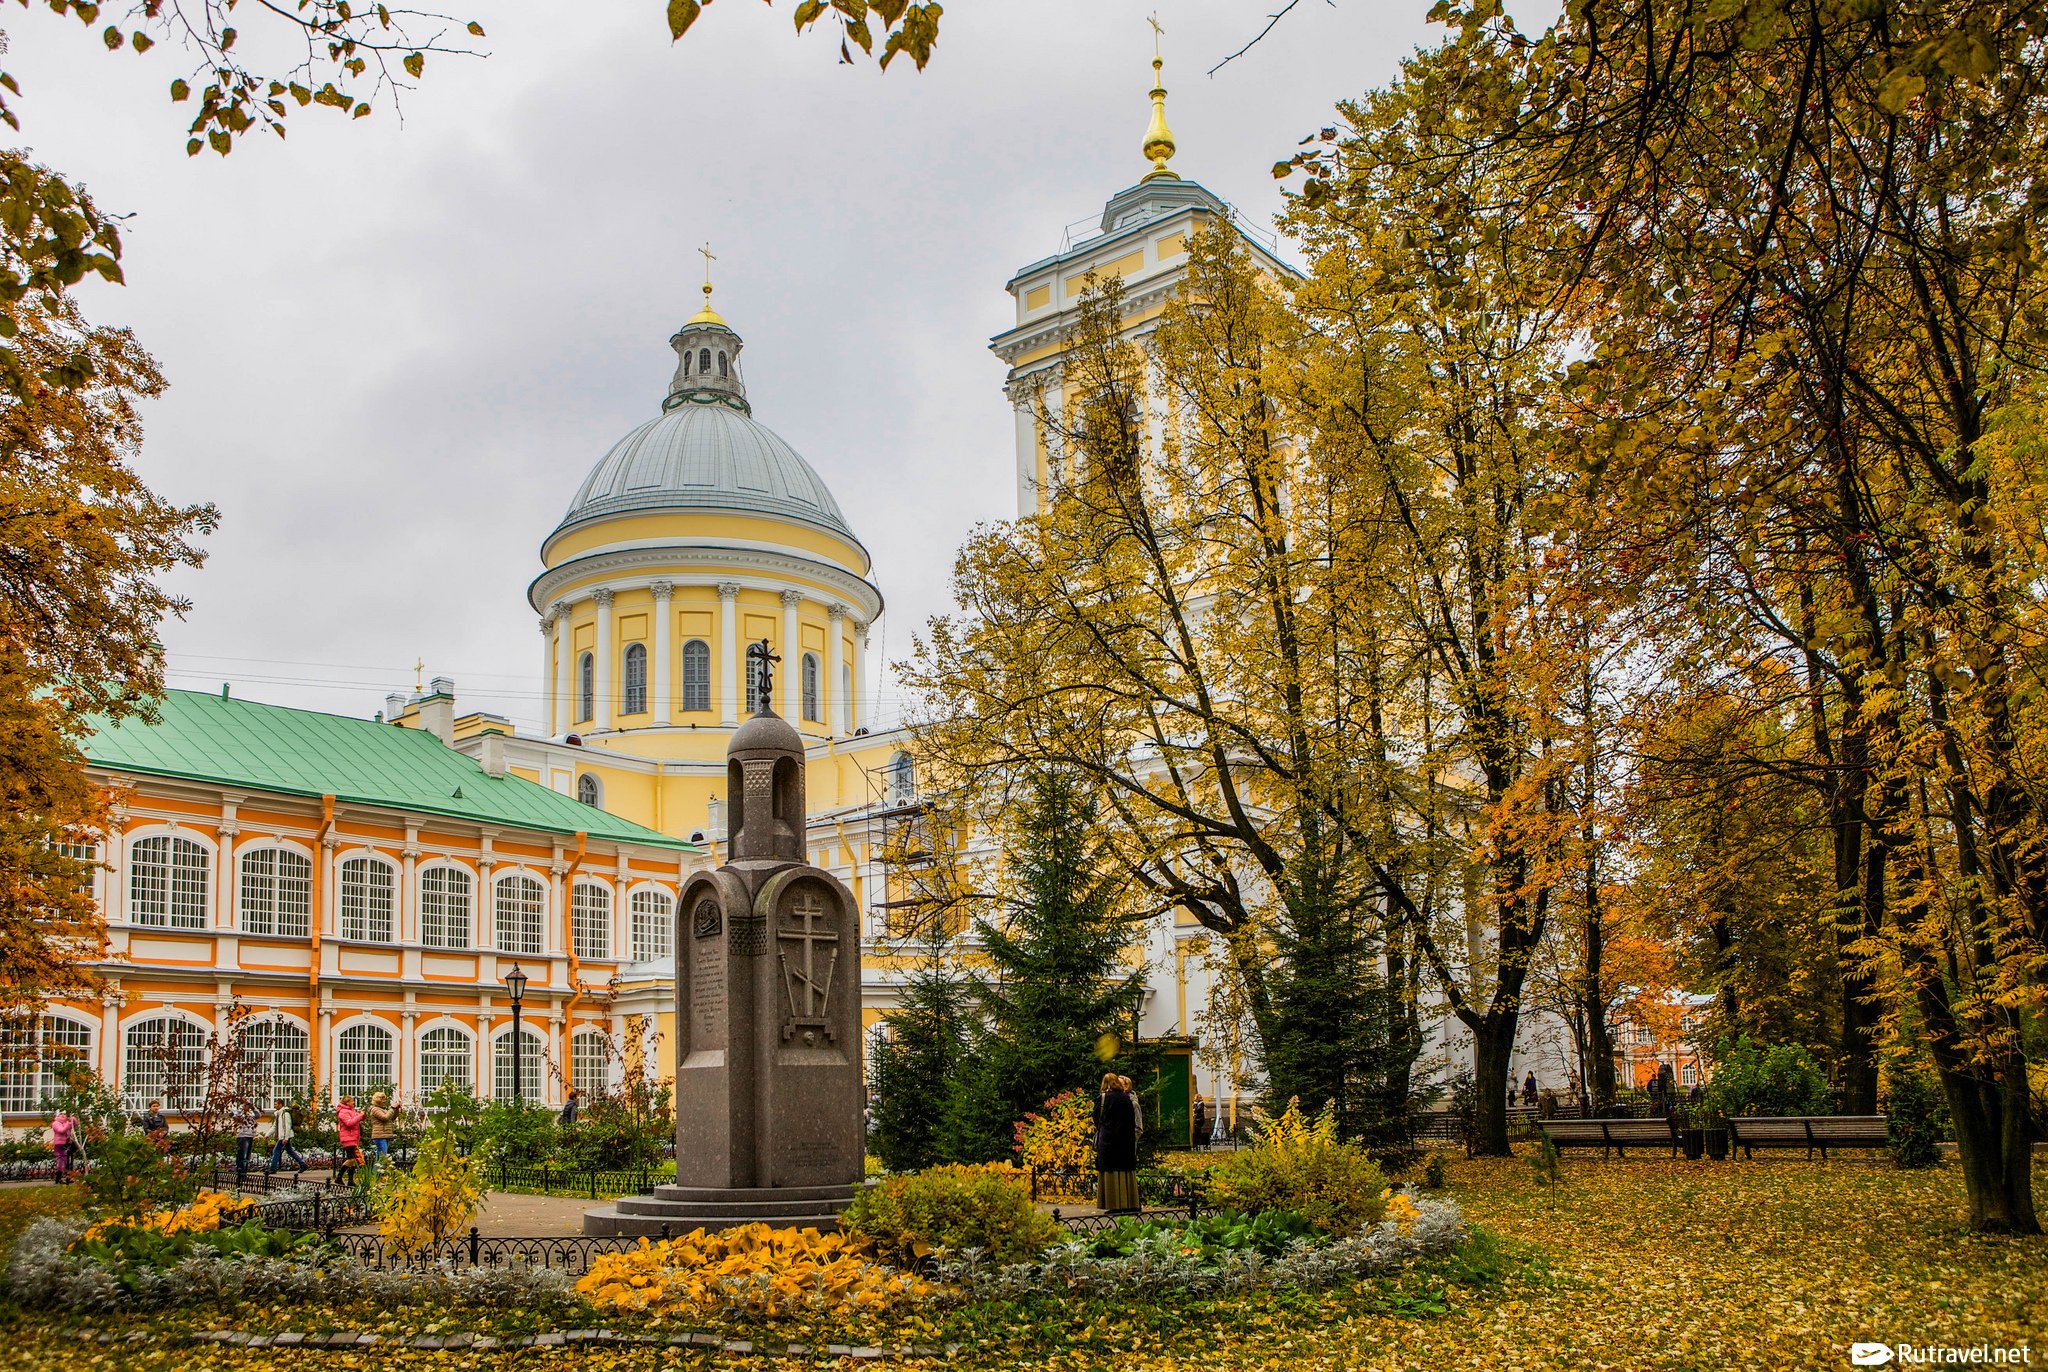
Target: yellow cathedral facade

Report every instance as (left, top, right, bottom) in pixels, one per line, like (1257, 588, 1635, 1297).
(4, 58, 1313, 1136)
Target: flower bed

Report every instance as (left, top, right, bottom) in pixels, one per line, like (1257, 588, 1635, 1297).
(578, 1223, 937, 1320)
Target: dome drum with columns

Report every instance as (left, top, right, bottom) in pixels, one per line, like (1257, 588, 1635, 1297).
(530, 294, 883, 753)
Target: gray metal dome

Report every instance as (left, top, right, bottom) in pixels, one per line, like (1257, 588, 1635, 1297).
(554, 401, 861, 549)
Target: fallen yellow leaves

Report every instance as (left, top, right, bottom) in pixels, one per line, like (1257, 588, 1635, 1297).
(576, 1222, 941, 1321)
(78, 1190, 240, 1244)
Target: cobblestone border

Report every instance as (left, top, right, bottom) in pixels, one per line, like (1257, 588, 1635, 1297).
(150, 1328, 960, 1359)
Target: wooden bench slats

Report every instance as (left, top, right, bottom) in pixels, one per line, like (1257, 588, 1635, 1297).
(1537, 1117, 1679, 1159)
(1728, 1115, 1887, 1159)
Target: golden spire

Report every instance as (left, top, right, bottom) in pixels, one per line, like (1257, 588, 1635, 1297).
(688, 241, 727, 325)
(1141, 15, 1178, 182)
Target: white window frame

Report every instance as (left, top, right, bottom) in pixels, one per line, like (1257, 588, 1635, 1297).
(494, 873, 546, 956)
(492, 1027, 546, 1101)
(236, 1016, 310, 1110)
(238, 844, 312, 938)
(337, 854, 397, 944)
(0, 1014, 94, 1114)
(121, 1013, 210, 1111)
(417, 1024, 474, 1098)
(334, 1020, 397, 1103)
(577, 774, 602, 808)
(571, 881, 612, 960)
(570, 1029, 610, 1098)
(578, 651, 595, 723)
(629, 887, 674, 962)
(682, 639, 711, 712)
(801, 652, 821, 722)
(128, 833, 210, 929)
(622, 642, 647, 715)
(418, 863, 473, 950)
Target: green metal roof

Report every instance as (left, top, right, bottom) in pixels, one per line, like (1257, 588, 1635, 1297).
(84, 689, 686, 850)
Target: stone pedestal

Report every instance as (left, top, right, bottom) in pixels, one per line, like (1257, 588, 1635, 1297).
(585, 706, 863, 1236)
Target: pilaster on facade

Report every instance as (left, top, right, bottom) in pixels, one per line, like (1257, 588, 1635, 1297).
(827, 604, 848, 735)
(649, 580, 675, 726)
(592, 588, 617, 732)
(780, 589, 803, 718)
(717, 582, 741, 725)
(538, 612, 557, 735)
(551, 601, 573, 737)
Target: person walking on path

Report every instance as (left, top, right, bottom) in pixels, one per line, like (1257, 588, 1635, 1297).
(559, 1088, 580, 1127)
(49, 1108, 76, 1183)
(233, 1100, 258, 1176)
(1094, 1072, 1140, 1215)
(335, 1096, 364, 1186)
(1522, 1073, 1539, 1108)
(367, 1092, 396, 1164)
(268, 1099, 307, 1174)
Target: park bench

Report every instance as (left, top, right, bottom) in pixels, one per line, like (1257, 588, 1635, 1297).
(1537, 1117, 1679, 1159)
(1727, 1115, 1887, 1159)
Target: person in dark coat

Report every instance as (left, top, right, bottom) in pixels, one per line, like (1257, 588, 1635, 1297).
(1093, 1072, 1140, 1214)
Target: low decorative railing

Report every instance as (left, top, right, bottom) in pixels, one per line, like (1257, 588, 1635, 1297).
(486, 1161, 672, 1199)
(318, 1228, 653, 1274)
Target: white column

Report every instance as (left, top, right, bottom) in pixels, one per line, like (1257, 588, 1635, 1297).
(781, 590, 802, 720)
(551, 601, 572, 734)
(852, 621, 869, 733)
(650, 580, 674, 726)
(539, 613, 557, 735)
(827, 603, 848, 736)
(593, 588, 616, 731)
(718, 582, 740, 725)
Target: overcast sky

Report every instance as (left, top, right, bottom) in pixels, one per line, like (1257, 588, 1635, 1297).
(15, 0, 1473, 735)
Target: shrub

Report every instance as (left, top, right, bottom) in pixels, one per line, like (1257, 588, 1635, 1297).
(373, 1128, 485, 1257)
(840, 1163, 1062, 1266)
(1886, 1068, 1947, 1170)
(557, 1090, 668, 1172)
(79, 1190, 243, 1243)
(1012, 1090, 1095, 1202)
(1702, 1036, 1830, 1118)
(1083, 1208, 1318, 1263)
(81, 1131, 198, 1216)
(1420, 1151, 1449, 1191)
(1205, 1098, 1388, 1236)
(577, 1223, 936, 1319)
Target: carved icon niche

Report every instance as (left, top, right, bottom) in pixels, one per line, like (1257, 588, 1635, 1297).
(777, 884, 838, 1045)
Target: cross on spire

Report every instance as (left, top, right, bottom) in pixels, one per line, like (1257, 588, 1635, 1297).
(1147, 10, 1164, 57)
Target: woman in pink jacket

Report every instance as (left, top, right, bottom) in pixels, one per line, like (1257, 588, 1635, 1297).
(334, 1096, 365, 1186)
(49, 1109, 76, 1183)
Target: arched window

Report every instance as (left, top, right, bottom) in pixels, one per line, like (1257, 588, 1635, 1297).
(577, 773, 602, 808)
(493, 1028, 546, 1100)
(129, 834, 208, 928)
(122, 1016, 207, 1110)
(335, 1022, 395, 1102)
(886, 751, 915, 806)
(717, 350, 729, 377)
(682, 349, 692, 376)
(239, 847, 311, 938)
(578, 651, 595, 723)
(419, 865, 472, 949)
(840, 663, 852, 725)
(338, 856, 396, 943)
(571, 1029, 610, 1097)
(629, 889, 674, 962)
(495, 874, 546, 956)
(238, 1018, 309, 1110)
(0, 1014, 93, 1112)
(698, 347, 711, 374)
(418, 1026, 473, 1098)
(572, 881, 612, 960)
(681, 639, 711, 712)
(801, 652, 821, 722)
(622, 642, 647, 715)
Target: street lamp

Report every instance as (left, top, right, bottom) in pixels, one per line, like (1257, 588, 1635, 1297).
(503, 964, 528, 1104)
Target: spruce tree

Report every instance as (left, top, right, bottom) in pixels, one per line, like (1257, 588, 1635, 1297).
(939, 769, 1146, 1163)
(867, 936, 971, 1173)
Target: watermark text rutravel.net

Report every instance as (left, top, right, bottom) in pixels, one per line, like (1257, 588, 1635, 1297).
(1851, 1342, 2033, 1366)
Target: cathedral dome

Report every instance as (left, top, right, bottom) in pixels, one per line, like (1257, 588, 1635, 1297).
(552, 402, 859, 549)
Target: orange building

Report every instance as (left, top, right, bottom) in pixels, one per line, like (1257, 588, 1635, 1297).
(2, 687, 699, 1121)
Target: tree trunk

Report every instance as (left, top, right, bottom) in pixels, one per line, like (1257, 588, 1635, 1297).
(1935, 1049, 2040, 1235)
(1469, 1013, 1518, 1155)
(1829, 747, 1881, 1114)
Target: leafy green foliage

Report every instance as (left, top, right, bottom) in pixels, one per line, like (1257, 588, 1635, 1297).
(1081, 1209, 1319, 1264)
(1702, 1037, 1830, 1119)
(1886, 1069, 1947, 1171)
(1206, 1100, 1389, 1236)
(839, 1164, 1062, 1267)
(79, 1132, 195, 1217)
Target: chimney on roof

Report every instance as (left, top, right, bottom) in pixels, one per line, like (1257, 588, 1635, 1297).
(385, 692, 408, 723)
(479, 730, 507, 779)
(417, 677, 455, 747)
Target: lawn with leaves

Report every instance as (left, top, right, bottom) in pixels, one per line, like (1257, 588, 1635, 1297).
(0, 1157, 2041, 1369)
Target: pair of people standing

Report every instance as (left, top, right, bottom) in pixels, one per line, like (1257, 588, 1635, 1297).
(1094, 1072, 1144, 1215)
(331, 1092, 397, 1185)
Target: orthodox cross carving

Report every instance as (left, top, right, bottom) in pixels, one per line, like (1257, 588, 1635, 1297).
(746, 638, 779, 715)
(777, 889, 839, 1043)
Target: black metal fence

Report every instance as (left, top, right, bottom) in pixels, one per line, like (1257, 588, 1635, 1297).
(487, 1161, 671, 1199)
(226, 1189, 374, 1232)
(318, 1228, 651, 1275)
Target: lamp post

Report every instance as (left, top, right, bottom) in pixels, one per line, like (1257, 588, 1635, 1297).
(503, 964, 528, 1105)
